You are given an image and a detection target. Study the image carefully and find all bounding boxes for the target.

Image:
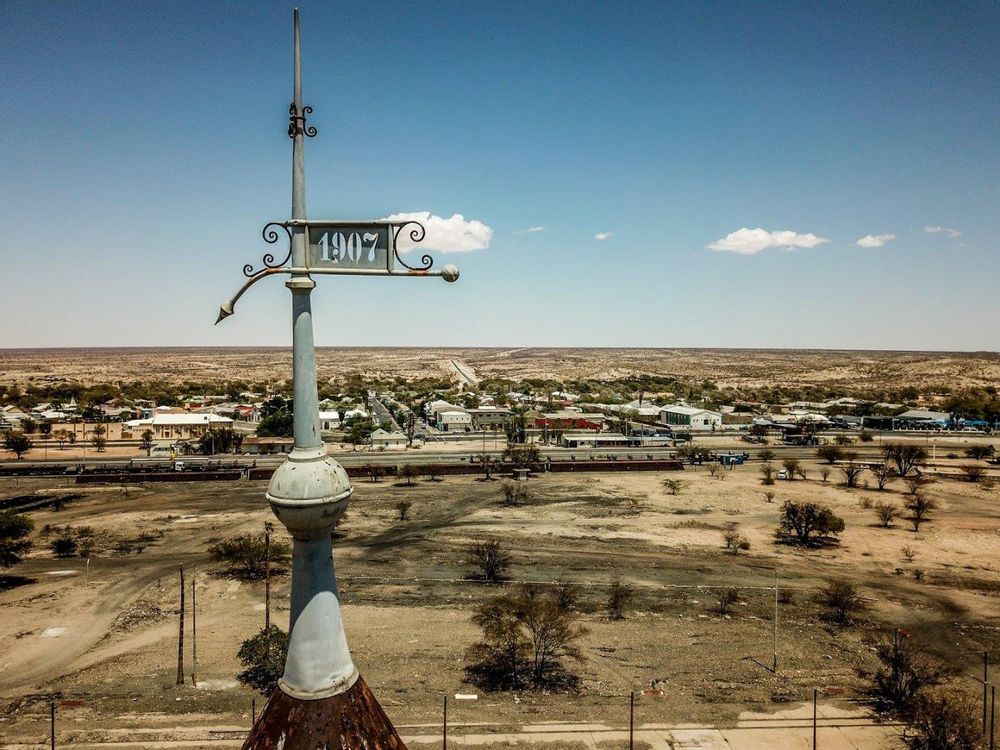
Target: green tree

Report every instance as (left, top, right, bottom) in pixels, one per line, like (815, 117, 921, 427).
(51, 535, 79, 558)
(38, 421, 52, 439)
(905, 688, 981, 750)
(606, 580, 633, 620)
(140, 429, 154, 454)
(343, 414, 374, 446)
(466, 583, 586, 691)
(469, 539, 511, 583)
(882, 443, 928, 477)
(209, 534, 290, 579)
(817, 445, 843, 464)
(19, 417, 37, 435)
(867, 636, 944, 719)
(4, 432, 32, 459)
(0, 511, 33, 568)
(816, 579, 866, 624)
(776, 501, 845, 546)
(236, 625, 289, 695)
(256, 412, 293, 438)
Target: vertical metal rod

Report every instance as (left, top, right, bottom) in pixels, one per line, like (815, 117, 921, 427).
(264, 525, 271, 632)
(442, 695, 447, 750)
(252, 698, 256, 725)
(813, 688, 818, 750)
(773, 570, 778, 673)
(191, 574, 197, 687)
(50, 700, 55, 750)
(176, 564, 185, 685)
(986, 652, 990, 733)
(629, 691, 634, 750)
(990, 684, 995, 750)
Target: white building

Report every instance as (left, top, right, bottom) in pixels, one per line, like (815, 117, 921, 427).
(659, 405, 722, 431)
(370, 428, 407, 449)
(438, 410, 472, 432)
(125, 412, 234, 440)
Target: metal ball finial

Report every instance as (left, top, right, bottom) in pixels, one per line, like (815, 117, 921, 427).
(442, 264, 460, 283)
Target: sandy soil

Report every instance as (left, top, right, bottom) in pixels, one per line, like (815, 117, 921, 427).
(2, 347, 998, 392)
(0, 465, 998, 747)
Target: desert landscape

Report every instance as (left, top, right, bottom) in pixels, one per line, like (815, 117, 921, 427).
(1, 445, 998, 748)
(2, 347, 999, 394)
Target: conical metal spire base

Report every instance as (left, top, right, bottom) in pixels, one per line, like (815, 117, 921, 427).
(243, 675, 407, 750)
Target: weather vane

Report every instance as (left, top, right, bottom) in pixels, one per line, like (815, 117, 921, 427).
(217, 9, 456, 749)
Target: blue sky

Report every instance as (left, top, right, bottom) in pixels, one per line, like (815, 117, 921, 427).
(1, 1, 997, 350)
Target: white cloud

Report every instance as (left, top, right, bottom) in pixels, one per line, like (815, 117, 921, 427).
(594, 232, 614, 241)
(708, 227, 828, 255)
(383, 211, 492, 253)
(857, 233, 896, 248)
(515, 226, 545, 235)
(923, 225, 961, 238)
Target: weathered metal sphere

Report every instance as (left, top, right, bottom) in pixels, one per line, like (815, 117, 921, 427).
(267, 455, 353, 537)
(441, 264, 460, 283)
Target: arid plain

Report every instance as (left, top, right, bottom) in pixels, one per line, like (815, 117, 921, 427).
(2, 347, 999, 392)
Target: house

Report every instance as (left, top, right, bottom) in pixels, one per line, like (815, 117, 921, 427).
(370, 428, 407, 449)
(232, 404, 261, 423)
(318, 408, 368, 431)
(125, 412, 234, 441)
(467, 407, 512, 429)
(560, 431, 642, 448)
(426, 400, 464, 424)
(534, 410, 605, 431)
(659, 405, 722, 431)
(438, 410, 472, 432)
(242, 436, 294, 455)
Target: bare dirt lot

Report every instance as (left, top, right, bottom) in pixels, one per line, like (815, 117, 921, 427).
(3, 346, 999, 392)
(1, 461, 998, 747)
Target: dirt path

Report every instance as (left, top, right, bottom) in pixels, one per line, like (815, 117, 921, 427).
(0, 702, 902, 749)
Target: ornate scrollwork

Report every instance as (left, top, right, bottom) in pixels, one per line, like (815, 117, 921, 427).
(243, 222, 293, 277)
(288, 103, 317, 139)
(392, 221, 434, 271)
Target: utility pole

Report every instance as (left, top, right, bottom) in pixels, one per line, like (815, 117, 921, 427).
(442, 695, 447, 750)
(629, 691, 634, 750)
(985, 651, 990, 733)
(812, 688, 818, 749)
(773, 569, 778, 673)
(264, 523, 271, 632)
(191, 573, 197, 687)
(176, 564, 185, 685)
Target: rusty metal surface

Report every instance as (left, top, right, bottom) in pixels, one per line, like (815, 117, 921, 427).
(243, 675, 408, 750)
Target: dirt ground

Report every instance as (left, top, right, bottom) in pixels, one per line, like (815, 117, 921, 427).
(3, 346, 999, 392)
(1, 463, 998, 747)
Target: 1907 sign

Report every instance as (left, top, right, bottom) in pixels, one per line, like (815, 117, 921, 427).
(306, 223, 391, 270)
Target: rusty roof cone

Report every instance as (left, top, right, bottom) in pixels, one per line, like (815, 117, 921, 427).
(243, 675, 407, 750)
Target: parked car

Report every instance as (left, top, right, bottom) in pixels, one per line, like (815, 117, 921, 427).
(776, 469, 788, 479)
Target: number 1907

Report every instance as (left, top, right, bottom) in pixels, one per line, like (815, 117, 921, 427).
(317, 231, 380, 263)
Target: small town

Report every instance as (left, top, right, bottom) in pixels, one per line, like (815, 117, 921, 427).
(1, 2, 998, 750)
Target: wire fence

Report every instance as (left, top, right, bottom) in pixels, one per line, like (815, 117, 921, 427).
(17, 682, 995, 750)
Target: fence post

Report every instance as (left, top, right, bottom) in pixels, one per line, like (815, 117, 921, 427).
(985, 651, 990, 734)
(176, 564, 185, 685)
(813, 688, 818, 750)
(629, 691, 634, 750)
(265, 524, 271, 631)
(442, 695, 447, 750)
(191, 573, 197, 687)
(50, 700, 55, 750)
(773, 570, 778, 673)
(990, 684, 995, 750)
